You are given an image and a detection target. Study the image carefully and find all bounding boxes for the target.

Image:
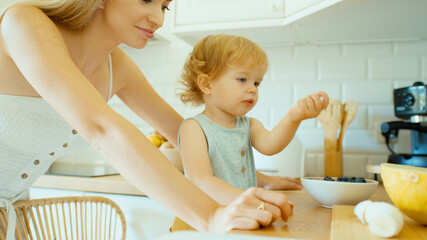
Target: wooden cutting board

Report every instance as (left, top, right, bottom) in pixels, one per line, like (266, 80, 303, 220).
(331, 205, 427, 240)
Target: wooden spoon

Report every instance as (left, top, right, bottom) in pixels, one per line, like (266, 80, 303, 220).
(337, 100, 359, 151)
(317, 99, 344, 152)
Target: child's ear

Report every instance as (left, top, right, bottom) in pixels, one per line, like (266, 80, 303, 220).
(197, 74, 212, 94)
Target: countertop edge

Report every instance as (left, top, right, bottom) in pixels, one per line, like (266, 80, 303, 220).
(32, 174, 147, 196)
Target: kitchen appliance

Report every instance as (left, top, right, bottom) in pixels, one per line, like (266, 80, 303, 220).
(380, 82, 427, 168)
(46, 147, 119, 177)
(46, 162, 119, 177)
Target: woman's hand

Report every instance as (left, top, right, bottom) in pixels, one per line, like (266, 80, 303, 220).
(208, 187, 293, 233)
(289, 91, 329, 122)
(257, 171, 302, 190)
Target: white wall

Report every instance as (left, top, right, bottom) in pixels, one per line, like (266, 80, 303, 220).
(113, 39, 427, 179)
(0, 0, 15, 8)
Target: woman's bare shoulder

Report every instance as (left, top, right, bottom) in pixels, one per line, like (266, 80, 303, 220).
(1, 4, 48, 26)
(1, 4, 57, 43)
(1, 4, 53, 55)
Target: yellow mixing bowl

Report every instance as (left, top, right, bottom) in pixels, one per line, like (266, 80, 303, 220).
(381, 163, 427, 225)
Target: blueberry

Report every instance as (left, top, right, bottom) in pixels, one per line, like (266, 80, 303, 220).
(327, 176, 368, 183)
(323, 176, 335, 181)
(355, 177, 366, 183)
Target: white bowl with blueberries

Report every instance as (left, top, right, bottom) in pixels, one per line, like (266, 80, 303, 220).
(300, 176, 379, 208)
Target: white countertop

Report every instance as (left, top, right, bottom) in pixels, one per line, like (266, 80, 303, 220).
(33, 174, 146, 196)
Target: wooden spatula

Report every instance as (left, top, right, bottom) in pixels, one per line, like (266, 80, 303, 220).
(317, 99, 344, 152)
(338, 100, 358, 151)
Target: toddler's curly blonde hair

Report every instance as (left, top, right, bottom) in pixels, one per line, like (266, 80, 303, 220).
(178, 34, 268, 106)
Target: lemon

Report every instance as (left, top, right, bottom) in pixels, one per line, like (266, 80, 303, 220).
(159, 141, 174, 149)
(147, 134, 164, 148)
(381, 163, 427, 225)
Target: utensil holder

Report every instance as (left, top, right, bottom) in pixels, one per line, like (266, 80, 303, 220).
(324, 150, 343, 177)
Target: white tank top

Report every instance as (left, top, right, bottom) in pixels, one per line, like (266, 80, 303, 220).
(178, 114, 257, 189)
(0, 54, 113, 200)
(0, 53, 114, 240)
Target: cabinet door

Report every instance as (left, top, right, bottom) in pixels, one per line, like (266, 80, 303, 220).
(175, 0, 284, 25)
(284, 0, 324, 16)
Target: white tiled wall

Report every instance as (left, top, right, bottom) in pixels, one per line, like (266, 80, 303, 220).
(112, 39, 427, 178)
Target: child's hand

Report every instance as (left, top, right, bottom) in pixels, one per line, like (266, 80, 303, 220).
(289, 91, 329, 122)
(261, 175, 302, 190)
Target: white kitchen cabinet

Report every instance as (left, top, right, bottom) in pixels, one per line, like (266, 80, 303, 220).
(284, 0, 325, 16)
(171, 0, 427, 46)
(175, 0, 285, 25)
(171, 0, 341, 45)
(174, 0, 333, 25)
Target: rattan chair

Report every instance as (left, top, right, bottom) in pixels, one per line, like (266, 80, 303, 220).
(0, 196, 126, 240)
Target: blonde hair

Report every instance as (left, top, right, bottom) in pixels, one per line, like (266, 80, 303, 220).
(8, 0, 102, 30)
(179, 34, 268, 106)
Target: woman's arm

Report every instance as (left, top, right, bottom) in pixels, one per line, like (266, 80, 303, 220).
(250, 91, 329, 155)
(1, 5, 216, 231)
(179, 119, 245, 205)
(112, 48, 182, 147)
(1, 5, 292, 231)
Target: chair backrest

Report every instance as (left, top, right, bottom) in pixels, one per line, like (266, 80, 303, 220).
(1, 196, 126, 240)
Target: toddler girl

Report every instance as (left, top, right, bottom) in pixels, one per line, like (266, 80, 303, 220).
(178, 34, 329, 205)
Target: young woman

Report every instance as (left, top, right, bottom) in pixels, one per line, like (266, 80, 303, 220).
(0, 0, 293, 238)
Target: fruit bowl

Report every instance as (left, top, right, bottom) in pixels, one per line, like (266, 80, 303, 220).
(381, 163, 427, 225)
(300, 177, 378, 208)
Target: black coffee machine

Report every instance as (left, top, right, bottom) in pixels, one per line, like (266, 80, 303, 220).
(381, 81, 427, 167)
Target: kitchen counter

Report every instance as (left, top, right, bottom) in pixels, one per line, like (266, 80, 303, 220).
(33, 177, 426, 239)
(33, 148, 184, 196)
(170, 186, 395, 240)
(171, 186, 426, 239)
(32, 174, 146, 196)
